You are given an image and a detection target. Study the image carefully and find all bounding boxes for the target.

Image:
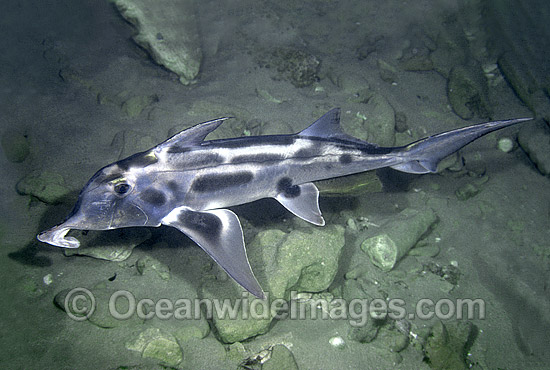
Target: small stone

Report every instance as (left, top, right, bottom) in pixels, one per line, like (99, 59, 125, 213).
(43, 274, 53, 286)
(377, 59, 398, 83)
(329, 336, 345, 348)
(120, 95, 158, 118)
(455, 183, 479, 201)
(394, 112, 408, 133)
(1, 129, 30, 163)
(399, 54, 434, 71)
(497, 137, 515, 153)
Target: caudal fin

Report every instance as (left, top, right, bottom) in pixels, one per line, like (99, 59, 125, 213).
(390, 118, 532, 174)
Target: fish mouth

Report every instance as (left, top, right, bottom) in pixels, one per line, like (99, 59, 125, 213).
(37, 223, 80, 248)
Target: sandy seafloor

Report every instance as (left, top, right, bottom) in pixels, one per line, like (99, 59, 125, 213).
(1, 0, 549, 369)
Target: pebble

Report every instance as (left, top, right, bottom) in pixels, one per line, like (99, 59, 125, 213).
(329, 336, 346, 348)
(497, 137, 514, 152)
(1, 129, 30, 163)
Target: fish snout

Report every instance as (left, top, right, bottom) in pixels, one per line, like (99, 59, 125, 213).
(37, 224, 80, 249)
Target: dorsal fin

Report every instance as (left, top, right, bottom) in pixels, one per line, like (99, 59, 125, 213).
(299, 108, 343, 138)
(155, 117, 230, 153)
(300, 108, 372, 146)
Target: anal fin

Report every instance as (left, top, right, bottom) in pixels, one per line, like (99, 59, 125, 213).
(391, 160, 437, 174)
(162, 207, 265, 299)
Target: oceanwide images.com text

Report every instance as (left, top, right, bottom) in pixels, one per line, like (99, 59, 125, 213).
(63, 288, 486, 326)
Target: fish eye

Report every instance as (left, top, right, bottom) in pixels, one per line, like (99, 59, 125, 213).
(114, 183, 131, 195)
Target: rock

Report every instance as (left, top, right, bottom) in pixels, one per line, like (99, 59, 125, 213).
(517, 120, 550, 176)
(377, 59, 398, 83)
(497, 51, 539, 113)
(394, 112, 408, 133)
(259, 225, 346, 296)
(361, 208, 438, 272)
(54, 284, 142, 328)
(16, 171, 70, 204)
(424, 320, 474, 370)
(173, 320, 210, 342)
(447, 65, 491, 120)
(200, 225, 345, 343)
(430, 21, 468, 79)
(497, 137, 515, 153)
(455, 183, 479, 201)
(1, 129, 30, 163)
(179, 337, 229, 369)
(112, 0, 201, 85)
(226, 342, 247, 363)
(136, 255, 170, 280)
(343, 94, 396, 146)
(126, 328, 182, 367)
(120, 94, 158, 118)
(336, 72, 374, 103)
(262, 345, 299, 370)
(64, 228, 151, 261)
(399, 55, 434, 71)
(398, 32, 435, 72)
(343, 279, 384, 343)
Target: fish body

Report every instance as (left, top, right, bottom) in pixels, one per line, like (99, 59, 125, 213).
(37, 108, 531, 298)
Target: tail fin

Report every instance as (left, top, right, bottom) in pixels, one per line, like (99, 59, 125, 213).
(391, 118, 532, 174)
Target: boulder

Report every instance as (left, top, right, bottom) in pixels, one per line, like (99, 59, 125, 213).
(112, 0, 202, 85)
(200, 225, 346, 343)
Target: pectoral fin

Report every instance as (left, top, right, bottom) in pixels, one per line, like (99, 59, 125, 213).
(162, 207, 265, 299)
(275, 182, 325, 226)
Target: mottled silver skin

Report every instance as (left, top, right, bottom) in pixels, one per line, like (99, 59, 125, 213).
(37, 108, 531, 298)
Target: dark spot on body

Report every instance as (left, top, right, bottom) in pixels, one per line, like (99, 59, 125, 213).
(339, 154, 352, 164)
(277, 177, 301, 198)
(141, 188, 166, 206)
(116, 151, 158, 171)
(167, 181, 179, 194)
(181, 153, 225, 167)
(295, 148, 319, 160)
(191, 171, 254, 192)
(166, 145, 192, 154)
(358, 144, 394, 155)
(230, 153, 284, 164)
(179, 210, 222, 242)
